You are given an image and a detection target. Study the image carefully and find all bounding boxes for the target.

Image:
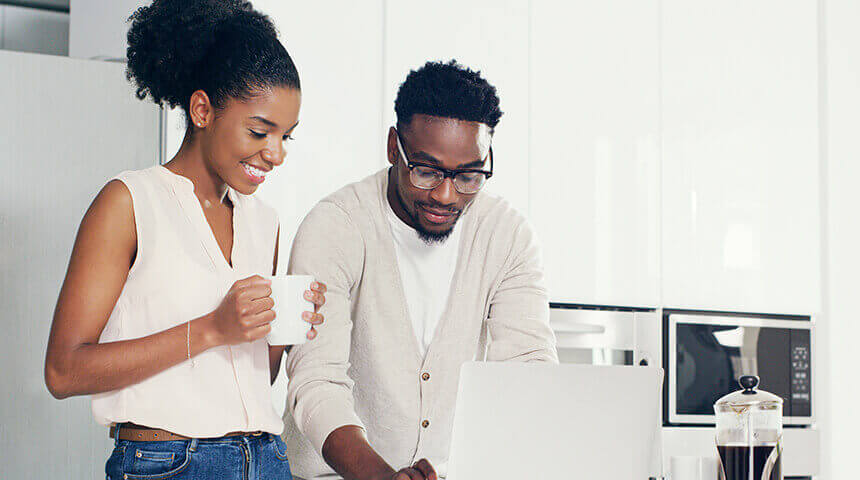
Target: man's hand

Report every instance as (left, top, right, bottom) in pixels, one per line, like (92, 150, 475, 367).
(322, 425, 439, 480)
(387, 459, 437, 480)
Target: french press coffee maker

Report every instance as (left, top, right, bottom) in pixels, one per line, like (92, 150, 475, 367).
(714, 376, 783, 480)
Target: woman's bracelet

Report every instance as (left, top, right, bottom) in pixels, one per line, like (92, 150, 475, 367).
(186, 320, 194, 367)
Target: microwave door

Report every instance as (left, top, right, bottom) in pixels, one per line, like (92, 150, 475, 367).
(677, 325, 792, 416)
(676, 324, 737, 416)
(669, 314, 811, 425)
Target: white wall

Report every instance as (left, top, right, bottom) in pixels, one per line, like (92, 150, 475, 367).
(823, 0, 860, 478)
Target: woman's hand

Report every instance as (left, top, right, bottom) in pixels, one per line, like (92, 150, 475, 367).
(209, 275, 275, 345)
(302, 281, 326, 340)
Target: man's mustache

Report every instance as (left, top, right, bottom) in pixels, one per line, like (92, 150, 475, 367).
(416, 202, 460, 214)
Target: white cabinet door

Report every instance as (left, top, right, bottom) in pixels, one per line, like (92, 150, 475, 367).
(2, 5, 69, 56)
(661, 0, 821, 314)
(530, 0, 660, 306)
(385, 0, 530, 216)
(69, 0, 141, 60)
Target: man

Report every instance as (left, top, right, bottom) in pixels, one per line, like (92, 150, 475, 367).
(282, 60, 558, 480)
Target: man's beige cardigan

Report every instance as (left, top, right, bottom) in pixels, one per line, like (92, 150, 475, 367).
(282, 169, 558, 479)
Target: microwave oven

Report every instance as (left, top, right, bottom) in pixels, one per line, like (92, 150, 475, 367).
(663, 310, 813, 426)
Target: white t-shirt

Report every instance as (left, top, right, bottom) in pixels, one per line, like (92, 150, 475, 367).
(386, 201, 462, 357)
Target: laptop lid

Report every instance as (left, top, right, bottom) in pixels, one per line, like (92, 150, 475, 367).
(446, 362, 663, 480)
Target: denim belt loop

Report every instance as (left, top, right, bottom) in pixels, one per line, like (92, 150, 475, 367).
(189, 438, 199, 453)
(114, 423, 123, 447)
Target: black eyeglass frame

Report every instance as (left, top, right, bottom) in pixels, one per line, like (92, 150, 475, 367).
(394, 128, 493, 194)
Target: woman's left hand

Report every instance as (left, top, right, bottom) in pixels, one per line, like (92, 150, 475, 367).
(302, 281, 326, 340)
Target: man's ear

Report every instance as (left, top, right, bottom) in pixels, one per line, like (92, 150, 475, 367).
(386, 126, 399, 167)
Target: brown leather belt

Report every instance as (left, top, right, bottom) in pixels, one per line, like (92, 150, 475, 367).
(110, 423, 265, 442)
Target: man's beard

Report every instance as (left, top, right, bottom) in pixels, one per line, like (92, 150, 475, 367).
(395, 187, 459, 245)
(416, 224, 454, 245)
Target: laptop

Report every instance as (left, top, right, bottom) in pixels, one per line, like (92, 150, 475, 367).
(446, 362, 663, 480)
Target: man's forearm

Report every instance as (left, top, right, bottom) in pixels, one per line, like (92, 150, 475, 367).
(322, 425, 396, 480)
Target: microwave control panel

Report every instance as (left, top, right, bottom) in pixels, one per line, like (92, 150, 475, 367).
(790, 329, 812, 417)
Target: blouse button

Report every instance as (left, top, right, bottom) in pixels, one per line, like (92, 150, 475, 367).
(421, 372, 430, 381)
(422, 419, 430, 428)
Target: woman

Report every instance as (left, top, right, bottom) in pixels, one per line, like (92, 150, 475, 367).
(44, 1, 321, 478)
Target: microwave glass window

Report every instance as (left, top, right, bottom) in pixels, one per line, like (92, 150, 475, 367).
(676, 324, 791, 415)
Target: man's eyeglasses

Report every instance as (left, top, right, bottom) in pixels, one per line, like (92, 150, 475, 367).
(395, 129, 493, 195)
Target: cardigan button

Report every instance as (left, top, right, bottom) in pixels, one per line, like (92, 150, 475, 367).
(421, 372, 430, 381)
(422, 419, 430, 428)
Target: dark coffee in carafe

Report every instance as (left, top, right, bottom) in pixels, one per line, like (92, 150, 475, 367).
(718, 445, 781, 480)
(714, 377, 784, 480)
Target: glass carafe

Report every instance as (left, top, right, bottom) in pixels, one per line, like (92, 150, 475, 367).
(714, 376, 783, 480)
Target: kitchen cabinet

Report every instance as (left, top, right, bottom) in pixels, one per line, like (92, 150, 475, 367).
(1, 4, 69, 56)
(67, 0, 824, 316)
(660, 0, 821, 314)
(15, 0, 69, 8)
(69, 0, 140, 60)
(529, 0, 661, 306)
(384, 0, 530, 216)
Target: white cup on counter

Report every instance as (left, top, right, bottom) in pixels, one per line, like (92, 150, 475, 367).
(668, 455, 719, 480)
(265, 274, 315, 346)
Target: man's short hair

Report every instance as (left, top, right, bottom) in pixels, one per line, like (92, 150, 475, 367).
(394, 60, 503, 133)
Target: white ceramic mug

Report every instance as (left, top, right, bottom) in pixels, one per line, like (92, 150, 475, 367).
(265, 274, 314, 345)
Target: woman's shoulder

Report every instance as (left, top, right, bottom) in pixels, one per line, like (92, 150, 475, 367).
(110, 165, 167, 196)
(93, 179, 134, 216)
(112, 165, 162, 182)
(77, 179, 137, 260)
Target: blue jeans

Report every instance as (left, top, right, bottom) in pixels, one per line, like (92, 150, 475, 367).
(105, 428, 292, 480)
